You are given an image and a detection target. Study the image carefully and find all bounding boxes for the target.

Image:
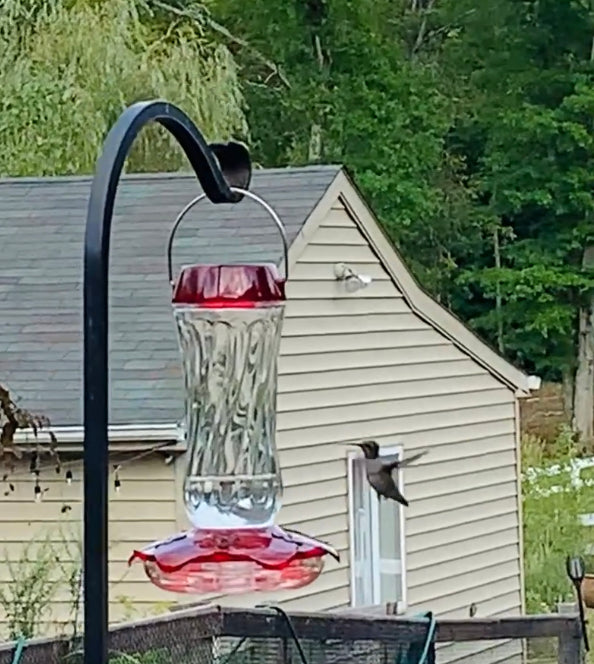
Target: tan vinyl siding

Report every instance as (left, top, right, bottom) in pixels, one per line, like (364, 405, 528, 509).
(0, 455, 178, 635)
(0, 194, 522, 636)
(185, 197, 522, 619)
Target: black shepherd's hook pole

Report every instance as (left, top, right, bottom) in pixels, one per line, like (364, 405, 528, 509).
(83, 100, 251, 664)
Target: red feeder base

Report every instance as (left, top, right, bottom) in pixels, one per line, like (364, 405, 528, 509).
(128, 526, 340, 594)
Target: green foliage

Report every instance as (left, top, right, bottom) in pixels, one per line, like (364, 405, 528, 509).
(522, 428, 593, 612)
(0, 534, 62, 639)
(0, 525, 83, 640)
(209, 0, 481, 295)
(3, 0, 593, 396)
(0, 0, 247, 176)
(0, 523, 143, 641)
(205, 0, 594, 397)
(457, 74, 594, 379)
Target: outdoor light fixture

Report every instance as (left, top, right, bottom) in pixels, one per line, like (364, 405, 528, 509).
(128, 189, 339, 594)
(566, 555, 590, 651)
(334, 262, 372, 292)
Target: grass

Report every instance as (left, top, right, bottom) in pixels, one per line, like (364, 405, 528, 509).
(522, 427, 594, 612)
(522, 427, 594, 661)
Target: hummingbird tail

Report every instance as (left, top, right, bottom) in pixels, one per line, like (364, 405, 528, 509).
(390, 492, 409, 507)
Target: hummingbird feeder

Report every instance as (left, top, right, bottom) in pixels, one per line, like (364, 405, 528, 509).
(129, 188, 339, 594)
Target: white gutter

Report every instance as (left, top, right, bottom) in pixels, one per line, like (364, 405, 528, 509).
(514, 374, 541, 398)
(13, 423, 185, 451)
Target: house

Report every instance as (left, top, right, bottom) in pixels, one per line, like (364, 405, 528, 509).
(0, 166, 532, 644)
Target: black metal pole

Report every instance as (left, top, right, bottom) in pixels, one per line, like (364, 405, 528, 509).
(83, 100, 251, 664)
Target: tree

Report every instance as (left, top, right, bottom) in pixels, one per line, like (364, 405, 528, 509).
(0, 0, 249, 487)
(208, 0, 483, 297)
(472, 85, 594, 438)
(208, 0, 594, 441)
(446, 0, 594, 442)
(4, 0, 594, 441)
(0, 0, 248, 176)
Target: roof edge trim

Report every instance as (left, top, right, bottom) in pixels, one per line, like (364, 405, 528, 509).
(286, 169, 345, 267)
(13, 423, 185, 451)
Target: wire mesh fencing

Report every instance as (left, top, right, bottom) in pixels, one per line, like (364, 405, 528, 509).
(435, 634, 560, 664)
(0, 606, 583, 664)
(215, 633, 434, 664)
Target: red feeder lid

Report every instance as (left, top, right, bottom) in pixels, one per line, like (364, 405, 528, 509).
(172, 264, 285, 307)
(128, 526, 340, 573)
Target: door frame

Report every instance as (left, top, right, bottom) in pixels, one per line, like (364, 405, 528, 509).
(347, 444, 408, 611)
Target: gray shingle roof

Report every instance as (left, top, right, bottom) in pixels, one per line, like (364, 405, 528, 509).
(0, 165, 340, 427)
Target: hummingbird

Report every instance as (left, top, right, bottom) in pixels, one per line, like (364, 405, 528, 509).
(354, 440, 428, 507)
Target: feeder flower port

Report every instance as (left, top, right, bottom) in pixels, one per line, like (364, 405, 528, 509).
(129, 190, 339, 594)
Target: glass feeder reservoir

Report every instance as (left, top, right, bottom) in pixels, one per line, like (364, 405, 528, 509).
(176, 261, 285, 531)
(129, 189, 339, 594)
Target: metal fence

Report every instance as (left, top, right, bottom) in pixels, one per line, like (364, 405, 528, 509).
(0, 606, 583, 664)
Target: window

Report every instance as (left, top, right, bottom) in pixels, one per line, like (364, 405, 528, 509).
(347, 445, 407, 611)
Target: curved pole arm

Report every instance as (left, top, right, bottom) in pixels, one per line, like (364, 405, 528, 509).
(82, 99, 251, 664)
(85, 100, 252, 269)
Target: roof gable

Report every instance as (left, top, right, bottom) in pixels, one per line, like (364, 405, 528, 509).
(0, 165, 340, 427)
(298, 169, 531, 394)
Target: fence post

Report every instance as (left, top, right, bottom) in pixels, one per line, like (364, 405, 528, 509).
(556, 603, 585, 664)
(558, 629, 584, 664)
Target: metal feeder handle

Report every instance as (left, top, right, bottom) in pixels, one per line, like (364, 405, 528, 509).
(167, 187, 290, 286)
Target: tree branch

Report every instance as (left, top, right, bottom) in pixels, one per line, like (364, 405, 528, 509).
(411, 0, 436, 56)
(150, 0, 291, 89)
(0, 383, 57, 462)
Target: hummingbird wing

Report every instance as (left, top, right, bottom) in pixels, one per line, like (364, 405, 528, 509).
(375, 468, 409, 506)
(367, 465, 409, 506)
(382, 449, 429, 473)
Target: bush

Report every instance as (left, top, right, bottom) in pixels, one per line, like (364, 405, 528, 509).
(0, 524, 83, 640)
(522, 427, 593, 612)
(0, 534, 61, 639)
